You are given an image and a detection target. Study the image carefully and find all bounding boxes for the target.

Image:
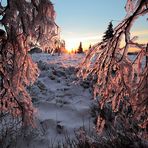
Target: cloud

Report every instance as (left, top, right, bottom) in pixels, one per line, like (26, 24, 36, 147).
(65, 31, 75, 35)
(132, 30, 148, 36)
(65, 35, 102, 50)
(66, 35, 102, 42)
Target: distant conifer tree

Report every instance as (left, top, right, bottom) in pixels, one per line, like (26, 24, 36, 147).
(77, 42, 83, 53)
(102, 21, 114, 41)
(89, 44, 92, 50)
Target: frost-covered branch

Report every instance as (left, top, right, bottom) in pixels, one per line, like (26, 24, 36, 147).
(79, 0, 148, 139)
(0, 0, 59, 137)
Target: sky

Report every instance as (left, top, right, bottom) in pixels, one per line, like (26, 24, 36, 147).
(51, 0, 147, 51)
(1, 0, 147, 51)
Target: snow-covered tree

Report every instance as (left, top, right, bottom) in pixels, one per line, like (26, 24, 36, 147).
(102, 21, 114, 42)
(79, 0, 148, 140)
(0, 0, 59, 137)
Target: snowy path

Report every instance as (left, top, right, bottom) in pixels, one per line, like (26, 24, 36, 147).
(20, 53, 94, 147)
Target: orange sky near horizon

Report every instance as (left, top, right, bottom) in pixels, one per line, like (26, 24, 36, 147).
(54, 1, 148, 53)
(65, 29, 148, 53)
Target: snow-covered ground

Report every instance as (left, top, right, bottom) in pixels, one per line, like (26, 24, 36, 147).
(6, 53, 146, 148)
(15, 53, 94, 147)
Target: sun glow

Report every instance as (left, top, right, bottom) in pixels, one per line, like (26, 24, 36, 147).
(66, 39, 78, 53)
(64, 34, 102, 53)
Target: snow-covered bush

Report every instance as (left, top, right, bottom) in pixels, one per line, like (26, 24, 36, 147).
(79, 0, 148, 140)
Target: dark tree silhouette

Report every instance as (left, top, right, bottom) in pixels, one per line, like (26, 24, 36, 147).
(89, 44, 92, 50)
(102, 21, 114, 42)
(77, 42, 83, 53)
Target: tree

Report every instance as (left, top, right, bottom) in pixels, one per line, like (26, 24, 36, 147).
(0, 0, 58, 139)
(79, 0, 148, 141)
(89, 44, 92, 50)
(102, 21, 114, 42)
(60, 39, 66, 53)
(77, 42, 83, 53)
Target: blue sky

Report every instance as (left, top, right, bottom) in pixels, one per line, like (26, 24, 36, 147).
(52, 0, 126, 49)
(52, 0, 147, 50)
(1, 0, 147, 50)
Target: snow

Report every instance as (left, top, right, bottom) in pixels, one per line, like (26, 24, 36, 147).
(3, 53, 146, 147)
(14, 53, 94, 147)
